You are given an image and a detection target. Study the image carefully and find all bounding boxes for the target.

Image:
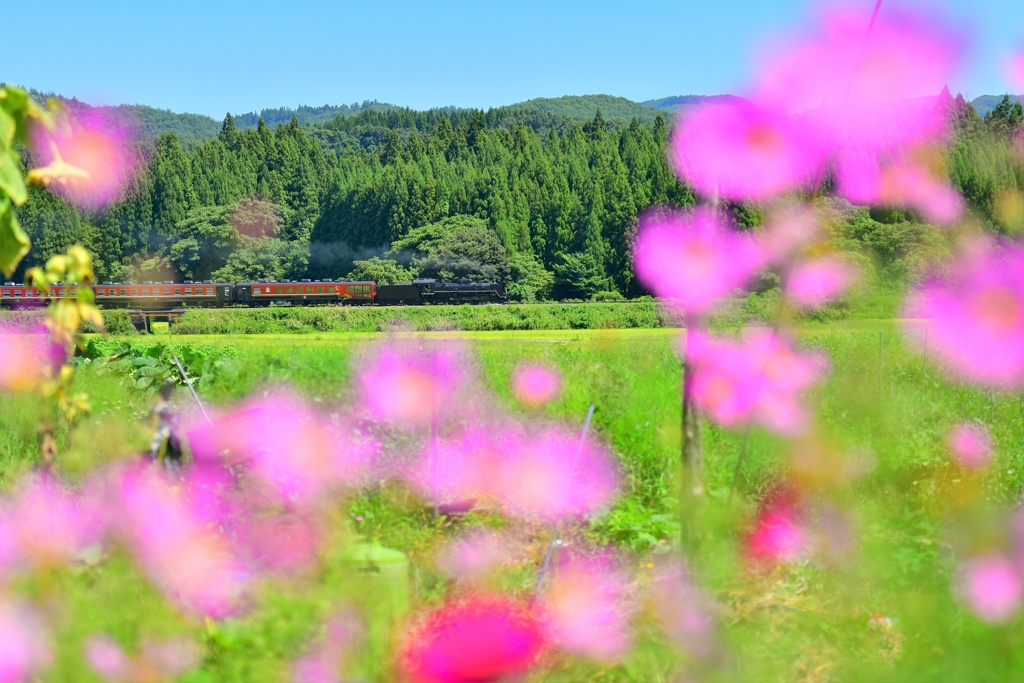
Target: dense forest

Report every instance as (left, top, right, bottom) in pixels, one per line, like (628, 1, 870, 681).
(11, 91, 1024, 300)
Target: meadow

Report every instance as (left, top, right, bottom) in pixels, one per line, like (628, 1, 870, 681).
(1, 322, 1020, 682)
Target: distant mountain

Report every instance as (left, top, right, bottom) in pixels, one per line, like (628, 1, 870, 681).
(510, 95, 661, 122)
(642, 94, 744, 115)
(970, 94, 1024, 118)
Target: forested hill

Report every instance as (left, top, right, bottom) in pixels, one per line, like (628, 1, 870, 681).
(13, 90, 1024, 303)
(971, 94, 1024, 118)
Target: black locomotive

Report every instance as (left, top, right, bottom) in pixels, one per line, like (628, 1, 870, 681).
(0, 277, 508, 310)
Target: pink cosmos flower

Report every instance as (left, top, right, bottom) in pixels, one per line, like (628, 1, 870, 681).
(0, 600, 50, 683)
(686, 329, 827, 436)
(400, 595, 546, 683)
(649, 557, 717, 657)
(670, 100, 826, 201)
(960, 554, 1024, 623)
(947, 421, 993, 469)
(187, 392, 377, 505)
(490, 426, 619, 521)
(438, 529, 508, 582)
(292, 610, 364, 683)
(633, 207, 763, 315)
(111, 465, 249, 618)
(85, 634, 198, 682)
(842, 156, 964, 225)
(31, 107, 138, 211)
(0, 325, 66, 393)
(512, 362, 562, 407)
(539, 552, 633, 660)
(405, 426, 518, 504)
(903, 241, 1024, 388)
(1, 475, 102, 571)
(1004, 52, 1024, 92)
(745, 499, 808, 565)
(759, 206, 821, 265)
(755, 6, 964, 203)
(785, 256, 860, 309)
(356, 343, 467, 426)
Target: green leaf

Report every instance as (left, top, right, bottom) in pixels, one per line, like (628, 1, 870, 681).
(0, 108, 14, 150)
(0, 153, 27, 206)
(135, 376, 154, 389)
(0, 198, 30, 278)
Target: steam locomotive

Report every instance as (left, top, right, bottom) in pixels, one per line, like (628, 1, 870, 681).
(0, 277, 509, 310)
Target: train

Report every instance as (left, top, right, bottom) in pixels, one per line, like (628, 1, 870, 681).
(0, 277, 509, 310)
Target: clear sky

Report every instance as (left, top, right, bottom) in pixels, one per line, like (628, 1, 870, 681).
(7, 0, 1022, 118)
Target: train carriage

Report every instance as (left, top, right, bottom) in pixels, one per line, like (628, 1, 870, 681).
(237, 279, 376, 306)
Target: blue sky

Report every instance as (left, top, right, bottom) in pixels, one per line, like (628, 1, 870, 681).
(7, 0, 1022, 118)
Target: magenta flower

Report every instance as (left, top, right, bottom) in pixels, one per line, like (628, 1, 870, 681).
(947, 421, 993, 469)
(633, 207, 763, 314)
(356, 343, 467, 426)
(491, 426, 619, 521)
(785, 256, 859, 309)
(512, 362, 562, 407)
(1006, 52, 1024, 92)
(686, 329, 827, 436)
(758, 205, 821, 265)
(0, 325, 66, 393)
(187, 392, 377, 505)
(0, 600, 50, 683)
(85, 635, 130, 681)
(903, 241, 1024, 388)
(2, 475, 102, 571)
(31, 107, 139, 211)
(539, 552, 633, 660)
(438, 529, 508, 582)
(745, 501, 808, 565)
(405, 426, 519, 504)
(111, 465, 249, 618)
(649, 557, 717, 657)
(670, 100, 826, 201)
(755, 6, 964, 203)
(85, 634, 198, 682)
(960, 554, 1023, 623)
(292, 610, 364, 683)
(841, 156, 964, 225)
(399, 595, 546, 683)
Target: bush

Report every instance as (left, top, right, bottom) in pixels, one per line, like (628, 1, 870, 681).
(591, 290, 625, 302)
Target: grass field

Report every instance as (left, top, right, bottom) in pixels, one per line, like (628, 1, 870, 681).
(1, 323, 1021, 682)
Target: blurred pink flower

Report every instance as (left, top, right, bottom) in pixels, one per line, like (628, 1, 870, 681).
(240, 511, 320, 573)
(491, 426, 619, 521)
(539, 552, 633, 660)
(671, 100, 826, 201)
(759, 206, 821, 264)
(755, 6, 964, 203)
(400, 595, 546, 683)
(357, 343, 467, 426)
(406, 426, 518, 504)
(842, 156, 964, 225)
(187, 392, 377, 505)
(512, 362, 562, 407)
(649, 558, 717, 657)
(31, 107, 138, 211)
(85, 634, 198, 683)
(686, 329, 827, 436)
(0, 326, 66, 393)
(0, 600, 50, 683)
(111, 465, 249, 617)
(438, 529, 508, 582)
(3, 475, 102, 570)
(1004, 52, 1024, 92)
(745, 502, 808, 565)
(960, 554, 1023, 623)
(633, 207, 763, 314)
(947, 421, 992, 469)
(292, 610, 364, 683)
(785, 256, 860, 308)
(903, 241, 1024, 388)
(84, 636, 130, 681)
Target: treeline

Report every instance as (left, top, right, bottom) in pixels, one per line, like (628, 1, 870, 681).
(11, 93, 1024, 301)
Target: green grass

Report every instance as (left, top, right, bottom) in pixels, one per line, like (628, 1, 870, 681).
(1, 326, 1022, 682)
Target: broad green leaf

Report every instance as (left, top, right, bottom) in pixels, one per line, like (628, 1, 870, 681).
(0, 153, 27, 206)
(0, 108, 14, 150)
(135, 376, 154, 390)
(0, 198, 30, 278)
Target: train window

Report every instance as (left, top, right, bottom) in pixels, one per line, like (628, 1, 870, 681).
(173, 288, 182, 295)
(316, 287, 323, 294)
(2, 290, 9, 296)
(14, 290, 22, 297)
(184, 288, 192, 295)
(285, 287, 293, 294)
(141, 289, 150, 296)
(163, 289, 170, 295)
(120, 289, 127, 296)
